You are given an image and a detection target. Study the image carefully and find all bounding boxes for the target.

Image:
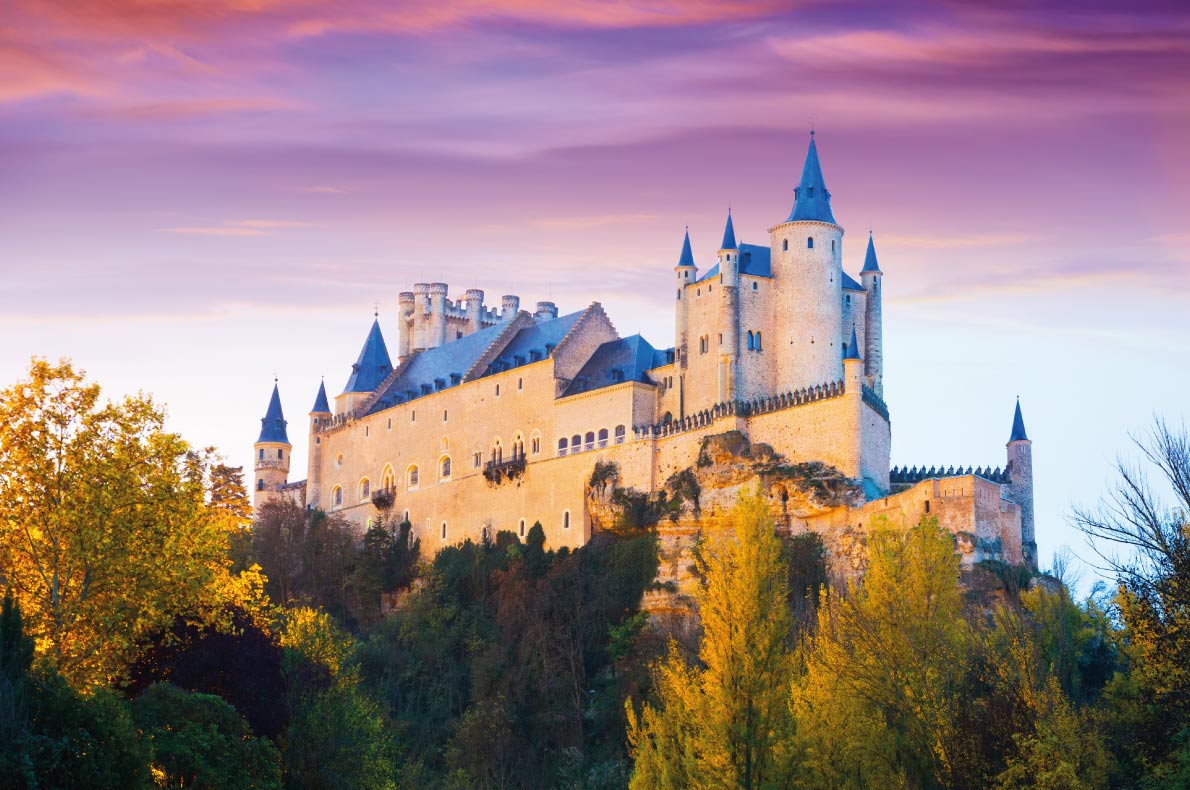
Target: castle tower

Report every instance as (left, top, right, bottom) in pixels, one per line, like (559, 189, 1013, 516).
(860, 231, 884, 398)
(465, 289, 485, 334)
(253, 381, 291, 510)
(336, 316, 392, 415)
(1005, 399, 1036, 568)
(769, 132, 844, 390)
(397, 291, 416, 359)
(674, 228, 697, 417)
(840, 327, 865, 481)
(307, 379, 331, 509)
(427, 282, 449, 348)
(411, 283, 430, 351)
(501, 295, 520, 321)
(717, 211, 741, 402)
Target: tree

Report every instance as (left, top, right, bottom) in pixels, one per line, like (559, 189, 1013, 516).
(132, 682, 282, 790)
(627, 489, 798, 789)
(0, 359, 258, 688)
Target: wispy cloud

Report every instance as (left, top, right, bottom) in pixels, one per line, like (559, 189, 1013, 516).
(157, 219, 320, 236)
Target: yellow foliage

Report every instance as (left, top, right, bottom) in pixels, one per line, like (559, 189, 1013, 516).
(280, 606, 356, 678)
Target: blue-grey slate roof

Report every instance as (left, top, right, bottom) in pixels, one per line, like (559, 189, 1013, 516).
(842, 271, 863, 291)
(843, 326, 862, 360)
(257, 383, 290, 444)
(1009, 399, 1029, 442)
(696, 243, 771, 284)
(492, 310, 583, 371)
(311, 379, 330, 413)
(720, 212, 737, 250)
(862, 232, 881, 273)
(563, 334, 657, 397)
(787, 135, 837, 225)
(678, 229, 695, 268)
(342, 319, 393, 394)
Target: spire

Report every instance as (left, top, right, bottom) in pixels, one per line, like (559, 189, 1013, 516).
(843, 326, 862, 360)
(342, 318, 393, 394)
(677, 227, 695, 268)
(1009, 398, 1029, 442)
(720, 210, 737, 250)
(786, 132, 837, 225)
(862, 230, 881, 273)
(257, 382, 290, 444)
(311, 378, 330, 414)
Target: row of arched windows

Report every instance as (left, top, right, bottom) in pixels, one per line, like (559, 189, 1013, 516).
(556, 425, 626, 457)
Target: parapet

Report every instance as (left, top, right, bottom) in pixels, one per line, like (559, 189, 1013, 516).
(535, 301, 558, 322)
(502, 295, 521, 319)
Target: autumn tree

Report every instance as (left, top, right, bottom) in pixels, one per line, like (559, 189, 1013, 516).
(0, 359, 261, 688)
(627, 489, 799, 789)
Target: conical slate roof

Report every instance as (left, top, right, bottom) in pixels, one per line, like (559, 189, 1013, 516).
(787, 133, 837, 224)
(311, 379, 330, 414)
(342, 319, 392, 394)
(720, 211, 737, 250)
(843, 326, 862, 360)
(257, 382, 290, 444)
(862, 231, 881, 273)
(1009, 399, 1029, 442)
(677, 228, 695, 268)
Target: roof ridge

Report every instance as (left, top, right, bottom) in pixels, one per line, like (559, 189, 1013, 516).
(555, 302, 614, 358)
(353, 352, 416, 416)
(462, 312, 538, 381)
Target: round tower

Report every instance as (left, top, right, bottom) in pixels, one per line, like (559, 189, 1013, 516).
(860, 231, 884, 398)
(465, 289, 485, 334)
(1005, 399, 1036, 568)
(253, 381, 291, 511)
(397, 291, 416, 358)
(674, 228, 697, 413)
(427, 282, 449, 348)
(770, 132, 844, 390)
(501, 295, 520, 320)
(535, 301, 558, 322)
(411, 283, 430, 351)
(307, 379, 331, 509)
(717, 211, 740, 402)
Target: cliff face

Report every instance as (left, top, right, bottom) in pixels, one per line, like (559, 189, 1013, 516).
(584, 431, 865, 624)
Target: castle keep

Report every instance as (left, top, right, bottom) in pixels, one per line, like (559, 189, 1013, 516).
(253, 134, 1037, 569)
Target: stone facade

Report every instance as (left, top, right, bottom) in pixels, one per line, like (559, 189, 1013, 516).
(252, 134, 1036, 571)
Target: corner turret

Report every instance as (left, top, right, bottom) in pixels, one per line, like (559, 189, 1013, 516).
(307, 378, 331, 510)
(253, 381, 292, 510)
(716, 211, 741, 402)
(1005, 398, 1036, 568)
(337, 316, 393, 415)
(674, 228, 697, 406)
(860, 231, 884, 397)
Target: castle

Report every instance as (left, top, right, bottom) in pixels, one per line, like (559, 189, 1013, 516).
(252, 134, 1037, 570)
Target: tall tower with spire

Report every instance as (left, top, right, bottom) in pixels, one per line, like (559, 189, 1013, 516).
(769, 132, 845, 391)
(337, 316, 393, 415)
(717, 210, 741, 402)
(1005, 399, 1036, 568)
(674, 228, 697, 416)
(254, 381, 292, 509)
(307, 379, 331, 509)
(860, 231, 884, 398)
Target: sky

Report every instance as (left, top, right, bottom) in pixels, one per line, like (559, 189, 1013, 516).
(1, 0, 1188, 586)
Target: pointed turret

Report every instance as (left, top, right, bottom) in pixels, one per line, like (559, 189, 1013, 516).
(257, 382, 289, 444)
(342, 318, 392, 394)
(720, 210, 737, 251)
(843, 326, 862, 360)
(311, 379, 330, 414)
(1009, 398, 1028, 442)
(861, 231, 881, 273)
(678, 228, 695, 268)
(787, 132, 837, 225)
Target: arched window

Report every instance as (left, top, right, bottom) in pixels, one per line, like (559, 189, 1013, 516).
(512, 433, 525, 459)
(332, 486, 342, 508)
(530, 432, 541, 455)
(490, 439, 503, 464)
(755, 332, 763, 351)
(584, 432, 595, 452)
(598, 428, 609, 448)
(258, 449, 264, 460)
(359, 478, 370, 500)
(558, 437, 568, 457)
(746, 330, 754, 350)
(519, 519, 526, 538)
(807, 237, 814, 249)
(831, 239, 836, 253)
(440, 456, 451, 480)
(571, 434, 582, 452)
(256, 479, 264, 491)
(782, 239, 788, 251)
(277, 448, 283, 459)
(563, 511, 571, 529)
(381, 465, 395, 491)
(407, 465, 419, 489)
(614, 425, 626, 444)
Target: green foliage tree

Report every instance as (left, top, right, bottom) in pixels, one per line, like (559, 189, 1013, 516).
(0, 359, 259, 688)
(627, 489, 799, 789)
(132, 682, 282, 790)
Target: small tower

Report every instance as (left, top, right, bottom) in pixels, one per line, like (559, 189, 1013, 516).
(717, 211, 740, 402)
(673, 228, 697, 415)
(307, 379, 331, 510)
(1005, 399, 1036, 568)
(840, 326, 865, 482)
(337, 316, 393, 415)
(860, 231, 884, 398)
(770, 132, 844, 391)
(465, 289, 485, 334)
(397, 291, 416, 359)
(253, 381, 291, 510)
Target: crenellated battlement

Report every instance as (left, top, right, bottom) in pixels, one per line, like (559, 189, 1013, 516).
(889, 465, 1010, 486)
(635, 378, 848, 439)
(398, 282, 522, 357)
